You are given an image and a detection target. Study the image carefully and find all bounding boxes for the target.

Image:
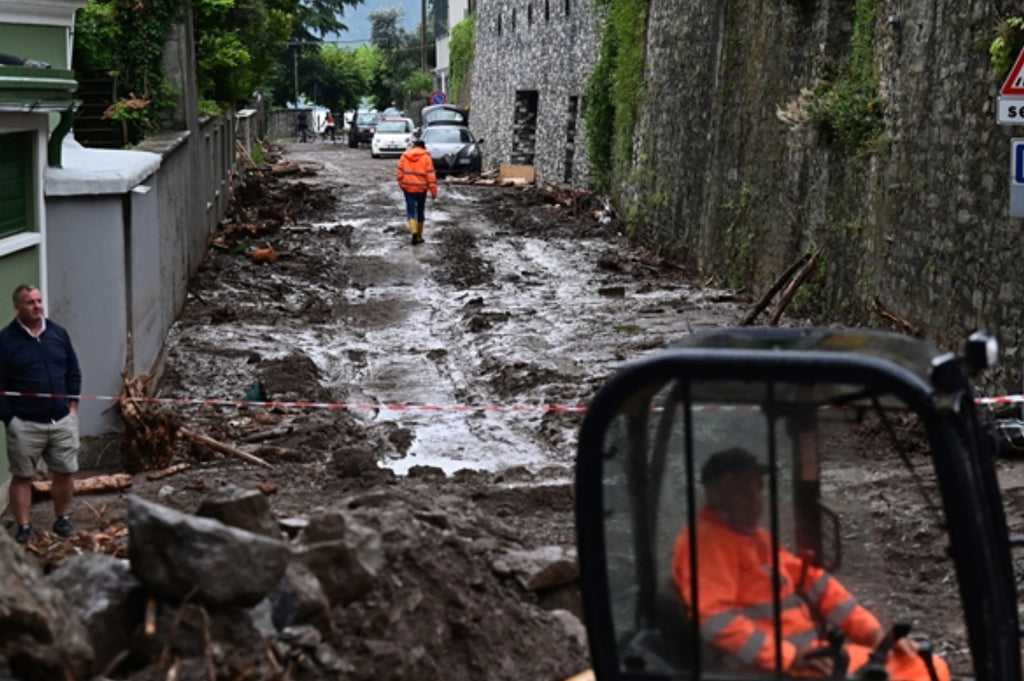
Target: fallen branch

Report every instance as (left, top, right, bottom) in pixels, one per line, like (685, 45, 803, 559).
(741, 252, 812, 326)
(769, 247, 825, 325)
(146, 462, 191, 481)
(235, 139, 256, 169)
(31, 473, 133, 500)
(178, 427, 274, 469)
(873, 297, 922, 336)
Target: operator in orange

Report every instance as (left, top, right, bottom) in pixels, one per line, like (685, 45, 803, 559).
(396, 138, 437, 245)
(673, 448, 949, 681)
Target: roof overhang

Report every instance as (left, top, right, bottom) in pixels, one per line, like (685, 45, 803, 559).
(0, 66, 77, 112)
(0, 0, 87, 27)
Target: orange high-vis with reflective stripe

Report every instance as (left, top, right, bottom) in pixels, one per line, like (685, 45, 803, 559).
(672, 507, 949, 681)
(397, 146, 438, 196)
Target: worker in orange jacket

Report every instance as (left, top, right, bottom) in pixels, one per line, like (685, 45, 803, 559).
(396, 139, 438, 245)
(673, 448, 950, 681)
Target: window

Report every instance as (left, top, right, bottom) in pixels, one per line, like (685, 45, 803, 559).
(0, 133, 31, 239)
(565, 0, 571, 16)
(545, 0, 550, 21)
(528, 3, 533, 25)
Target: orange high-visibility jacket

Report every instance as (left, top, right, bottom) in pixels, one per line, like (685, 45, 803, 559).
(397, 146, 438, 197)
(674, 506, 881, 673)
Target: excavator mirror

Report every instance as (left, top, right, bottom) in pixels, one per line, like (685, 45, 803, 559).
(576, 328, 1020, 681)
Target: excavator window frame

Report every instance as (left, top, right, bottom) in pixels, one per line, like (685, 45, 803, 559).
(575, 344, 1021, 681)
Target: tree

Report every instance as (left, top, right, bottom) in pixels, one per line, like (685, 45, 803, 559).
(367, 7, 434, 111)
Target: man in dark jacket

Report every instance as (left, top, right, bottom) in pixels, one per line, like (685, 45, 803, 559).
(0, 285, 82, 543)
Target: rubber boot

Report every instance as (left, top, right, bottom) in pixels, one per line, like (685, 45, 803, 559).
(414, 221, 425, 244)
(408, 219, 418, 245)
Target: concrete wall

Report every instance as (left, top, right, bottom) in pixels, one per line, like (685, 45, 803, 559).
(44, 113, 237, 449)
(471, 0, 600, 187)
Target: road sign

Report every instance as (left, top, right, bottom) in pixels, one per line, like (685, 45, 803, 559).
(430, 90, 447, 106)
(997, 97, 1024, 125)
(1010, 139, 1024, 218)
(1003, 48, 1024, 96)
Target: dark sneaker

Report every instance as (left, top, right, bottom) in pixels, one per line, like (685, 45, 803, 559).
(53, 515, 75, 538)
(14, 524, 32, 543)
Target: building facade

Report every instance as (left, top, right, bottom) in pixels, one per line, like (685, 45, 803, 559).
(470, 0, 600, 186)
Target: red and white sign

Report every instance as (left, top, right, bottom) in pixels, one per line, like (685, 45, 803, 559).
(1001, 48, 1024, 96)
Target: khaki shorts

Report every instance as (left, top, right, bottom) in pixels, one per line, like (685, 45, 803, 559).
(5, 413, 80, 477)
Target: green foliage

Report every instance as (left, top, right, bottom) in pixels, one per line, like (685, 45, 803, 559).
(74, 0, 186, 141)
(584, 0, 649, 192)
(403, 70, 434, 100)
(991, 17, 1024, 76)
(449, 15, 475, 104)
(366, 7, 434, 111)
(805, 0, 884, 154)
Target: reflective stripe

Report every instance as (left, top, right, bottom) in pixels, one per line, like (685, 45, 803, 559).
(825, 597, 858, 628)
(703, 609, 739, 637)
(785, 627, 819, 650)
(806, 573, 830, 602)
(738, 593, 805, 620)
(736, 628, 768, 664)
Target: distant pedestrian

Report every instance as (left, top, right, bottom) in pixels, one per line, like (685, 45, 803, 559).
(396, 139, 438, 245)
(296, 110, 309, 142)
(324, 112, 336, 142)
(0, 285, 82, 543)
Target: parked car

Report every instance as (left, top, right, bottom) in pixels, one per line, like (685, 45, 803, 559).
(420, 125, 483, 176)
(419, 104, 469, 131)
(371, 117, 416, 158)
(347, 111, 381, 147)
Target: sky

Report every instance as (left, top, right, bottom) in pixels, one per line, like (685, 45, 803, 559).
(331, 0, 425, 46)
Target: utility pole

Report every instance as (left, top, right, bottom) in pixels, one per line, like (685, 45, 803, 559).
(421, 0, 427, 71)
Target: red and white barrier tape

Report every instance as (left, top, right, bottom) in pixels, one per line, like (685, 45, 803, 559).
(2, 390, 1022, 413)
(0, 391, 588, 414)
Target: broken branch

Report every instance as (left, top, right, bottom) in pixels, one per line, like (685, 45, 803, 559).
(741, 252, 812, 326)
(769, 247, 825, 326)
(178, 427, 274, 469)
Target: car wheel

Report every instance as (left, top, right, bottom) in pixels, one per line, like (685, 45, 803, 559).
(372, 152, 379, 159)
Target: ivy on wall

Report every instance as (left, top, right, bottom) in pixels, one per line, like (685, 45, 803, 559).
(74, 0, 185, 141)
(449, 14, 475, 105)
(991, 17, 1024, 76)
(805, 0, 884, 154)
(583, 0, 648, 192)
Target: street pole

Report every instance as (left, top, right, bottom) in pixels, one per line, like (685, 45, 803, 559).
(293, 47, 298, 106)
(421, 0, 427, 72)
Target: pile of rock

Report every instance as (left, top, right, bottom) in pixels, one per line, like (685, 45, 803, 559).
(0, 483, 588, 681)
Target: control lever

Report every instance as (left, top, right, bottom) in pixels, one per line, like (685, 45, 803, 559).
(916, 640, 941, 681)
(859, 621, 912, 680)
(803, 629, 849, 679)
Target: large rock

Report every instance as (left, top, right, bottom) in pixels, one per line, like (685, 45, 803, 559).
(291, 509, 383, 604)
(47, 553, 145, 676)
(0, 529, 93, 679)
(127, 495, 291, 607)
(196, 483, 282, 538)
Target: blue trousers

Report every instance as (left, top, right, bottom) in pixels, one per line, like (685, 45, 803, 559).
(404, 192, 427, 221)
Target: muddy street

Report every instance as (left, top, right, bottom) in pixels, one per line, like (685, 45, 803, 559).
(162, 140, 747, 478)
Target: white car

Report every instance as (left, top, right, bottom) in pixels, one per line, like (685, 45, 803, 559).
(371, 117, 416, 158)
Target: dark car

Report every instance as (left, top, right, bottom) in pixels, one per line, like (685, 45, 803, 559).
(347, 111, 381, 147)
(420, 125, 483, 176)
(419, 104, 469, 131)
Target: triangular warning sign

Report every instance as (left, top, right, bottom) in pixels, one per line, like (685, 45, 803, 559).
(1002, 48, 1024, 96)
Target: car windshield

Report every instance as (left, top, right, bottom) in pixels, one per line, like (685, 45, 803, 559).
(423, 128, 473, 144)
(377, 121, 409, 133)
(356, 113, 380, 125)
(423, 108, 467, 126)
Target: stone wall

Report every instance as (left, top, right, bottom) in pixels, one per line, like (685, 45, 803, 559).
(625, 0, 1024, 387)
(471, 0, 601, 187)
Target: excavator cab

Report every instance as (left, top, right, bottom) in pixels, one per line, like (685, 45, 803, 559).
(575, 328, 1020, 681)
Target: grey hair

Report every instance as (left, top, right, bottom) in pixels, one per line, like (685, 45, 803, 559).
(12, 284, 38, 303)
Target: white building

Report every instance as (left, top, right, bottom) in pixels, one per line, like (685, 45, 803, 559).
(433, 0, 475, 101)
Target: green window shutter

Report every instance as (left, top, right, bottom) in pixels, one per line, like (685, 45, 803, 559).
(0, 133, 29, 239)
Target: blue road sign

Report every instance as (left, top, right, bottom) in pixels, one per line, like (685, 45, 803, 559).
(430, 90, 447, 106)
(1010, 139, 1024, 217)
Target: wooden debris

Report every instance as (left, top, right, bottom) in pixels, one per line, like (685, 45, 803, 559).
(146, 462, 191, 480)
(741, 253, 812, 326)
(31, 473, 133, 500)
(874, 297, 922, 336)
(178, 427, 274, 469)
(769, 247, 825, 325)
(120, 373, 182, 473)
(235, 140, 256, 169)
